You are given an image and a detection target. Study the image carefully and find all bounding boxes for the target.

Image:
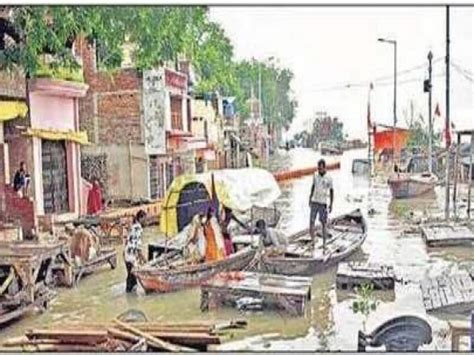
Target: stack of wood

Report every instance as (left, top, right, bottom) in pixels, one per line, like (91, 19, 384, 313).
(1, 319, 247, 352)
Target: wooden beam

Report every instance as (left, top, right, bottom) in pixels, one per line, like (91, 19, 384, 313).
(113, 319, 195, 352)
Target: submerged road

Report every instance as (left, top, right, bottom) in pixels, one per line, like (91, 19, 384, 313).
(1, 148, 473, 351)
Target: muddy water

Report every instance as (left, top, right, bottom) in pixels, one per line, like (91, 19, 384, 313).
(1, 148, 473, 351)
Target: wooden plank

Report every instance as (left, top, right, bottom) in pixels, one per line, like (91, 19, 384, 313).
(421, 224, 474, 247)
(113, 319, 195, 352)
(421, 273, 474, 313)
(202, 272, 311, 316)
(336, 262, 395, 290)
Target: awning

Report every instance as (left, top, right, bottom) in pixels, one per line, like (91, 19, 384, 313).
(23, 128, 90, 145)
(0, 101, 28, 122)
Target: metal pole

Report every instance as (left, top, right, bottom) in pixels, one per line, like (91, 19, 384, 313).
(393, 41, 397, 167)
(258, 64, 263, 124)
(468, 132, 473, 219)
(367, 85, 372, 176)
(368, 125, 372, 176)
(445, 5, 451, 220)
(428, 51, 433, 174)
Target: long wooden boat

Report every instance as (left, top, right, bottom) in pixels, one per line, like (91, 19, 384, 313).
(320, 142, 343, 156)
(388, 172, 438, 199)
(258, 209, 367, 277)
(133, 246, 258, 293)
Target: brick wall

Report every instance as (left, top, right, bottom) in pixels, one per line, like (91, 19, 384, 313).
(97, 92, 142, 145)
(4, 185, 37, 237)
(75, 36, 142, 146)
(0, 70, 26, 98)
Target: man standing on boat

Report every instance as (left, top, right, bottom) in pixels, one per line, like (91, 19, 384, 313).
(309, 159, 334, 250)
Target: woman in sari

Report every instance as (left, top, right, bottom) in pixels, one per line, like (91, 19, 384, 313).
(184, 214, 206, 264)
(203, 207, 226, 262)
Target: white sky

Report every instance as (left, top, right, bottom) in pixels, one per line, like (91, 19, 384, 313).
(210, 6, 474, 139)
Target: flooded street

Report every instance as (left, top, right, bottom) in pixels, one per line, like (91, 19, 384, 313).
(1, 148, 473, 351)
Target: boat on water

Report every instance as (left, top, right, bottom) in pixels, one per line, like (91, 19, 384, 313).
(388, 172, 438, 199)
(135, 168, 281, 293)
(388, 154, 439, 199)
(134, 245, 258, 293)
(258, 209, 367, 277)
(320, 142, 343, 155)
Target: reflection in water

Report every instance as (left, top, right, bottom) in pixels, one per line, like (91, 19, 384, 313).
(1, 148, 473, 351)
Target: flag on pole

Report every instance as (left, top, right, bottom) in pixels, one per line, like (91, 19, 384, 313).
(367, 82, 374, 130)
(434, 103, 441, 118)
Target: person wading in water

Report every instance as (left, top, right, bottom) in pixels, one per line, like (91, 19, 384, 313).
(124, 210, 147, 293)
(309, 159, 334, 251)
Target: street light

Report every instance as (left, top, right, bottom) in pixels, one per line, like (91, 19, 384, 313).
(378, 37, 397, 166)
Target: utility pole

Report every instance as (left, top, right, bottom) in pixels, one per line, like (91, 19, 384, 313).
(394, 41, 397, 166)
(445, 5, 451, 220)
(258, 64, 263, 124)
(428, 51, 433, 174)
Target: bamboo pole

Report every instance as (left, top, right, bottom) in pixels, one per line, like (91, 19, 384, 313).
(113, 319, 195, 352)
(128, 140, 134, 198)
(444, 5, 451, 220)
(453, 133, 460, 217)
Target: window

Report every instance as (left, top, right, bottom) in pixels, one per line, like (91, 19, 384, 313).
(170, 95, 183, 130)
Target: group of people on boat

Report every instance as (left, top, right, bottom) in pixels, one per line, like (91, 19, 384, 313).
(122, 158, 334, 293)
(183, 206, 249, 264)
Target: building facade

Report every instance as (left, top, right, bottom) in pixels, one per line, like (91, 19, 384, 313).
(1, 74, 88, 234)
(76, 38, 197, 201)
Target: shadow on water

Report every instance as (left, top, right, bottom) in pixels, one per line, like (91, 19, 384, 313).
(1, 148, 473, 351)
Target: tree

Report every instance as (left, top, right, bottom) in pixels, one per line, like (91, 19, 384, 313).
(0, 6, 100, 76)
(1, 5, 297, 130)
(233, 58, 297, 127)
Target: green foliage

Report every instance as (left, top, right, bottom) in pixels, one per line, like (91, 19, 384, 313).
(233, 58, 297, 127)
(406, 115, 441, 150)
(350, 282, 379, 318)
(36, 60, 84, 82)
(1, 5, 296, 126)
(2, 6, 99, 76)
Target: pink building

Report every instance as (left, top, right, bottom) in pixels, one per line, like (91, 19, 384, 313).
(3, 77, 88, 233)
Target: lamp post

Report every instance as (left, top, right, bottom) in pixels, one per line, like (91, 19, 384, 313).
(427, 51, 433, 174)
(378, 38, 397, 167)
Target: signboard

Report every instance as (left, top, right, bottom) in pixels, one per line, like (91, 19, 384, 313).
(165, 69, 187, 90)
(143, 69, 167, 155)
(204, 149, 216, 161)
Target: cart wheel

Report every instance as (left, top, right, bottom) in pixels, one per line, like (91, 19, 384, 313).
(117, 309, 148, 323)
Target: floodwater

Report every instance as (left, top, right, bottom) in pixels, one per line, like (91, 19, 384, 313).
(1, 148, 473, 351)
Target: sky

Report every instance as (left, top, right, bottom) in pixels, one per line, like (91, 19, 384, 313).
(210, 6, 474, 140)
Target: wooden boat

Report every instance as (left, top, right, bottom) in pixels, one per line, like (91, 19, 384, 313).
(259, 209, 367, 277)
(320, 142, 343, 155)
(134, 246, 258, 293)
(388, 172, 438, 199)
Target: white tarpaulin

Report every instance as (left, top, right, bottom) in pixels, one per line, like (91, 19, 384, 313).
(195, 167, 281, 212)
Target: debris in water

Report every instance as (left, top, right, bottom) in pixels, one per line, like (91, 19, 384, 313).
(236, 297, 264, 311)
